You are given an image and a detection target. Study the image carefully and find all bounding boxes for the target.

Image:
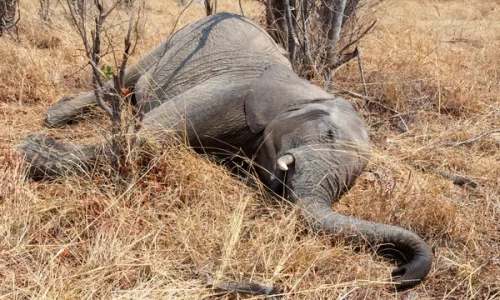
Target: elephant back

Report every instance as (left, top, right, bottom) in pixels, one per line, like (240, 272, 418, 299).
(136, 13, 292, 112)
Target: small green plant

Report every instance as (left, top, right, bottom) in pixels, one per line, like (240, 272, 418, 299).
(100, 64, 114, 80)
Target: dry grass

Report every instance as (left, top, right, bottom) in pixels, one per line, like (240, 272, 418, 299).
(1, 0, 499, 299)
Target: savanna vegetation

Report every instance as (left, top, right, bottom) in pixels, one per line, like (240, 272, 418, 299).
(0, 0, 498, 298)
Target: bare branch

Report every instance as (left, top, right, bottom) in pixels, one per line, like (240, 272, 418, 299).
(118, 14, 134, 89)
(101, 0, 121, 19)
(238, 0, 244, 17)
(337, 19, 376, 54)
(205, 274, 282, 296)
(413, 164, 478, 189)
(204, 0, 217, 16)
(443, 129, 500, 147)
(355, 46, 368, 96)
(204, 0, 212, 16)
(333, 89, 401, 114)
(438, 170, 478, 188)
(90, 2, 113, 117)
(284, 0, 299, 62)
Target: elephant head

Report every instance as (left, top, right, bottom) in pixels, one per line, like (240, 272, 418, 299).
(247, 66, 432, 288)
(257, 99, 369, 198)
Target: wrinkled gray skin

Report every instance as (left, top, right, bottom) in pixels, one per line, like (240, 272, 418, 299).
(25, 13, 432, 288)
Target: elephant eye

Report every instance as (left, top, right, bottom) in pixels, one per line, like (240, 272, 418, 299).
(326, 129, 335, 140)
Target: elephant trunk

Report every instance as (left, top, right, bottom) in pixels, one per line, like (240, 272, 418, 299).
(285, 147, 432, 288)
(300, 198, 433, 288)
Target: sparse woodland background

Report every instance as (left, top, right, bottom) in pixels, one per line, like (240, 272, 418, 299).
(0, 0, 499, 299)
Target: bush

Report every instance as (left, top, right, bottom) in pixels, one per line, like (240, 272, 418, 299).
(263, 0, 378, 86)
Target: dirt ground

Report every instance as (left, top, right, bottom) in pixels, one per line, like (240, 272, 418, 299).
(0, 0, 498, 299)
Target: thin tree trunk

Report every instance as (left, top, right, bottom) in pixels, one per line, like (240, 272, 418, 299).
(326, 0, 347, 67)
(331, 0, 347, 49)
(284, 0, 299, 62)
(265, 0, 286, 44)
(0, 0, 20, 34)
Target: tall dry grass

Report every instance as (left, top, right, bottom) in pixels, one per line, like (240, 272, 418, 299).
(0, 0, 499, 299)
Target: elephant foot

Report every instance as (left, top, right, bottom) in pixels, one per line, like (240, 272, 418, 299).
(17, 133, 101, 179)
(45, 92, 97, 127)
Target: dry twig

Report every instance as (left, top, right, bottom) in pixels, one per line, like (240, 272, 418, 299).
(412, 164, 478, 189)
(333, 89, 400, 114)
(437, 170, 478, 188)
(204, 0, 217, 16)
(355, 46, 368, 96)
(443, 129, 500, 147)
(238, 0, 244, 16)
(284, 0, 299, 62)
(205, 274, 282, 297)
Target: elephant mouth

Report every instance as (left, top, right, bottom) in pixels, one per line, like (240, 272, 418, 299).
(270, 146, 335, 203)
(264, 153, 296, 199)
(272, 149, 313, 203)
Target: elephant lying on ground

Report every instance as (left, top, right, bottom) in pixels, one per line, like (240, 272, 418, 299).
(19, 13, 432, 288)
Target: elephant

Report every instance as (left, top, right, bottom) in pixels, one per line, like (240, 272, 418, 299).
(18, 13, 432, 289)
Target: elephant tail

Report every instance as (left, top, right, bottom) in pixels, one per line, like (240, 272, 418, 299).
(302, 200, 433, 288)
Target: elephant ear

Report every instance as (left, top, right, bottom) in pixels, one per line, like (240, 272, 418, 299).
(245, 64, 332, 133)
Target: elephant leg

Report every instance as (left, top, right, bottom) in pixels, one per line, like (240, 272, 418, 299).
(138, 78, 250, 150)
(45, 42, 167, 127)
(45, 75, 148, 127)
(20, 79, 249, 179)
(45, 70, 155, 127)
(17, 133, 103, 179)
(45, 91, 99, 127)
